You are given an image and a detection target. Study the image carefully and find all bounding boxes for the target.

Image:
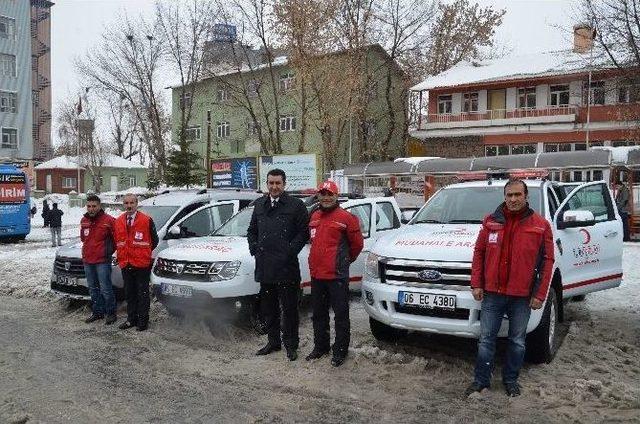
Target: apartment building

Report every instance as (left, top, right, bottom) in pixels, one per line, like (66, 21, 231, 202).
(0, 0, 53, 163)
(410, 24, 640, 160)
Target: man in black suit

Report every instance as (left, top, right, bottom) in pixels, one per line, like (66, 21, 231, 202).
(247, 168, 309, 361)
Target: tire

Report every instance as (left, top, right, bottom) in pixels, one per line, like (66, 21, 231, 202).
(165, 306, 184, 318)
(525, 289, 559, 364)
(369, 317, 407, 343)
(571, 294, 586, 302)
(246, 296, 266, 335)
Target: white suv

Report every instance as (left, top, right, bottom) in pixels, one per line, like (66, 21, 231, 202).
(362, 178, 623, 363)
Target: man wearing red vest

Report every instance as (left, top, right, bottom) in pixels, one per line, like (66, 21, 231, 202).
(114, 193, 158, 331)
(467, 179, 554, 397)
(306, 180, 364, 367)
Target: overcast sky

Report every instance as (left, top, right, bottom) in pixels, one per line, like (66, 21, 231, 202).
(49, 0, 578, 142)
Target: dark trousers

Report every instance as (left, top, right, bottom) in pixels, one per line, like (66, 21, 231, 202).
(122, 265, 151, 327)
(311, 278, 350, 357)
(260, 282, 299, 350)
(620, 211, 631, 241)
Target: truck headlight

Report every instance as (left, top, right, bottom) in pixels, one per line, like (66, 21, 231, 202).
(365, 253, 381, 278)
(207, 261, 241, 282)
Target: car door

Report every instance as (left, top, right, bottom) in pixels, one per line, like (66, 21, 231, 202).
(343, 200, 374, 290)
(554, 181, 623, 297)
(166, 201, 238, 247)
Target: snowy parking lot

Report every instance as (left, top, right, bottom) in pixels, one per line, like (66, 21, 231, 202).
(1, 206, 639, 423)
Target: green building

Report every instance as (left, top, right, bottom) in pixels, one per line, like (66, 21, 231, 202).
(171, 44, 408, 173)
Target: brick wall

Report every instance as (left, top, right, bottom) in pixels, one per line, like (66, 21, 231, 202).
(407, 135, 484, 158)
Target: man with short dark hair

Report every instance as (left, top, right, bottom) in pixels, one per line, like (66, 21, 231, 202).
(114, 193, 159, 332)
(466, 179, 554, 397)
(248, 168, 309, 361)
(49, 202, 64, 247)
(81, 194, 117, 324)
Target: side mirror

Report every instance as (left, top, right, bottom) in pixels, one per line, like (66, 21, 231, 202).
(557, 210, 596, 230)
(400, 210, 417, 224)
(167, 225, 181, 239)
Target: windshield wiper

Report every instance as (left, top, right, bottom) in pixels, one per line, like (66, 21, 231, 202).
(412, 219, 445, 224)
(447, 219, 482, 224)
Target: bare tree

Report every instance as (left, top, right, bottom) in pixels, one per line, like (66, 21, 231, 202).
(104, 93, 140, 161)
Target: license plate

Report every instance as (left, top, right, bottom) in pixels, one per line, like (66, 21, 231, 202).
(56, 275, 78, 286)
(161, 283, 193, 297)
(398, 291, 456, 309)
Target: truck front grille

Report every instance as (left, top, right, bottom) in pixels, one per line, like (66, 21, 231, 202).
(381, 259, 471, 288)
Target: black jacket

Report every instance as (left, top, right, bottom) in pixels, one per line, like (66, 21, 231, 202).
(49, 208, 64, 228)
(247, 192, 309, 284)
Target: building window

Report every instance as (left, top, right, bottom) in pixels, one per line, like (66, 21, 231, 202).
(216, 122, 230, 138)
(279, 72, 295, 92)
(185, 126, 201, 141)
(511, 144, 537, 155)
(217, 89, 229, 102)
(0, 16, 16, 40)
(518, 87, 536, 109)
(549, 84, 570, 106)
(179, 92, 192, 109)
(62, 176, 77, 188)
(586, 80, 605, 105)
(247, 80, 260, 97)
(1, 128, 17, 149)
(617, 82, 640, 103)
(574, 143, 587, 151)
(544, 143, 573, 153)
(0, 91, 17, 113)
(128, 175, 137, 187)
(437, 95, 452, 114)
(463, 92, 479, 113)
(485, 145, 509, 156)
(279, 115, 296, 132)
(247, 121, 260, 136)
(0, 53, 16, 77)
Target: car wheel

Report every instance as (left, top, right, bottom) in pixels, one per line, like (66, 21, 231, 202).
(246, 296, 266, 335)
(369, 317, 407, 343)
(525, 289, 559, 364)
(571, 294, 586, 302)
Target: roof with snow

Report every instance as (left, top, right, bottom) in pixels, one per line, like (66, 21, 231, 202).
(35, 154, 147, 170)
(411, 49, 622, 91)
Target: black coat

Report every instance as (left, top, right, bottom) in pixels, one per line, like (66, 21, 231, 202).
(49, 208, 64, 228)
(247, 192, 309, 284)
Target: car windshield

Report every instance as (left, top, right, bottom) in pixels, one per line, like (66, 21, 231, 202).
(411, 186, 541, 225)
(138, 206, 179, 230)
(213, 206, 253, 237)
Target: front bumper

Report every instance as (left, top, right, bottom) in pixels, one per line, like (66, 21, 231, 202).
(362, 277, 543, 338)
(151, 272, 260, 304)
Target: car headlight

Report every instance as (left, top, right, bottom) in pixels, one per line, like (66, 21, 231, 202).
(207, 261, 241, 282)
(365, 253, 381, 278)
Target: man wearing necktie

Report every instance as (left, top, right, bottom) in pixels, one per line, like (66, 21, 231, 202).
(248, 168, 309, 361)
(114, 193, 159, 331)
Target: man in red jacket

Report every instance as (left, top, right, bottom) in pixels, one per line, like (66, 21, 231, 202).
(467, 179, 554, 397)
(81, 194, 117, 324)
(306, 180, 364, 367)
(114, 194, 158, 332)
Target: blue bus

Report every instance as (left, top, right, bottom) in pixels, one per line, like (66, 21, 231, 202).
(0, 164, 31, 241)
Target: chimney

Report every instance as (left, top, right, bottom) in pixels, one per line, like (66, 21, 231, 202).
(573, 23, 596, 54)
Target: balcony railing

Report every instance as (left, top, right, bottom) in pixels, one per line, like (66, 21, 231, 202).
(418, 105, 578, 129)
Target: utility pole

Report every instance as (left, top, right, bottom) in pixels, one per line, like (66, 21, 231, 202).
(206, 110, 212, 188)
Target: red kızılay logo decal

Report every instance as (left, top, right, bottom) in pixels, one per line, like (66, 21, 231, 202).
(579, 228, 591, 245)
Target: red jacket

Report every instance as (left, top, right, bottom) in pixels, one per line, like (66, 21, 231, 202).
(471, 204, 554, 301)
(114, 211, 158, 269)
(80, 210, 116, 264)
(308, 206, 364, 280)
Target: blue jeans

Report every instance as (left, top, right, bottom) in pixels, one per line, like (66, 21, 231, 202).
(84, 262, 116, 316)
(474, 292, 531, 387)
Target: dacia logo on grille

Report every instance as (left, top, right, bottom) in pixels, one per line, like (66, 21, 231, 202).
(417, 269, 441, 282)
(64, 261, 71, 271)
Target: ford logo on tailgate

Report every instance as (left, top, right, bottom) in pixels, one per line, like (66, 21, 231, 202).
(417, 269, 442, 282)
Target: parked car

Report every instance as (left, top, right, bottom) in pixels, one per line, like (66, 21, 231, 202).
(50, 189, 261, 300)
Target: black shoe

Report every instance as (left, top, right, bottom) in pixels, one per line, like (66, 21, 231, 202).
(504, 382, 521, 397)
(465, 382, 489, 397)
(286, 348, 298, 361)
(305, 348, 330, 361)
(105, 315, 117, 325)
(136, 324, 148, 332)
(84, 314, 103, 323)
(118, 321, 136, 330)
(331, 355, 346, 367)
(256, 343, 281, 356)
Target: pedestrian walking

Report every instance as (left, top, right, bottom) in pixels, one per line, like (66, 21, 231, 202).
(466, 179, 554, 397)
(81, 194, 117, 325)
(615, 182, 631, 242)
(248, 169, 309, 361)
(49, 202, 64, 247)
(42, 200, 50, 227)
(115, 193, 158, 332)
(306, 180, 363, 367)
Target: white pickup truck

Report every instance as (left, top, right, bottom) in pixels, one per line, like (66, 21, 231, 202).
(362, 177, 623, 363)
(150, 196, 403, 319)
